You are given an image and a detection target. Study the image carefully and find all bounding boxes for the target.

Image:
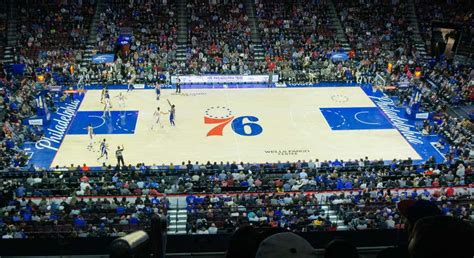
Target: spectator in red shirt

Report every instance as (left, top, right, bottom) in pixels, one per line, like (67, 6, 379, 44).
(445, 187, 455, 197)
(82, 164, 90, 172)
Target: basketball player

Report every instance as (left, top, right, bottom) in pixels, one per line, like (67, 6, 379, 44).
(115, 92, 126, 107)
(100, 87, 107, 103)
(151, 107, 167, 129)
(87, 124, 94, 150)
(167, 99, 176, 126)
(155, 82, 161, 100)
(104, 89, 110, 100)
(97, 139, 109, 160)
(175, 76, 181, 94)
(127, 72, 136, 92)
(102, 97, 112, 118)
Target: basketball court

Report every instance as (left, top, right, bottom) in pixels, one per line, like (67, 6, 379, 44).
(26, 84, 445, 168)
(46, 85, 425, 167)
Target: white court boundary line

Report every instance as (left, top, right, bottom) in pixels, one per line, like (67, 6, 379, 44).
(430, 142, 446, 160)
(82, 115, 106, 130)
(354, 111, 381, 125)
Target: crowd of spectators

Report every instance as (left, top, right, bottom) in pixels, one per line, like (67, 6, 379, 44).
(415, 0, 473, 55)
(84, 0, 178, 85)
(185, 186, 472, 234)
(186, 0, 253, 74)
(0, 64, 51, 170)
(0, 0, 472, 242)
(0, 195, 169, 239)
(11, 0, 95, 86)
(0, 3, 6, 59)
(1, 157, 472, 237)
(330, 187, 472, 230)
(0, 157, 472, 197)
(1, 1, 96, 172)
(392, 62, 473, 160)
(256, 0, 342, 82)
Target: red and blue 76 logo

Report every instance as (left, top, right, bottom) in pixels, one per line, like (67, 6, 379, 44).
(204, 106, 263, 137)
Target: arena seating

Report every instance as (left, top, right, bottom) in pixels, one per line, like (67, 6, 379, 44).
(89, 0, 178, 84)
(0, 2, 472, 257)
(185, 188, 473, 234)
(256, 0, 338, 82)
(187, 0, 252, 75)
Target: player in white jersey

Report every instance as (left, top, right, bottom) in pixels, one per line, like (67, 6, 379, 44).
(115, 92, 126, 107)
(97, 138, 109, 160)
(102, 98, 112, 118)
(151, 107, 167, 129)
(87, 124, 94, 150)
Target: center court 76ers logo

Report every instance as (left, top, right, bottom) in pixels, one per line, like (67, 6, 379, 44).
(204, 106, 263, 136)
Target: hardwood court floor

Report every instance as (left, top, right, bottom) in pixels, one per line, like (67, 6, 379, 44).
(51, 87, 421, 167)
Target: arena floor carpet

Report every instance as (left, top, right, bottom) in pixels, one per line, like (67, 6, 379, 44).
(26, 84, 446, 168)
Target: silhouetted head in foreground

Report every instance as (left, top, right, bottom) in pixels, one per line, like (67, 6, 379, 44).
(408, 215, 473, 258)
(324, 239, 359, 258)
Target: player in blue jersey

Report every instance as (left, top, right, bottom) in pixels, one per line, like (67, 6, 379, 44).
(104, 89, 110, 100)
(155, 82, 161, 100)
(167, 99, 175, 126)
(97, 139, 109, 160)
(100, 87, 107, 103)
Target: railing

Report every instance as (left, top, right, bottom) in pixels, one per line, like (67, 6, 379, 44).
(0, 160, 453, 176)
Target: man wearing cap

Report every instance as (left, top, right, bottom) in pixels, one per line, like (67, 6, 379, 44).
(255, 232, 317, 258)
(397, 199, 442, 235)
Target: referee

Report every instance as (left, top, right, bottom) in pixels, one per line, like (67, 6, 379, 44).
(116, 145, 125, 167)
(176, 76, 181, 94)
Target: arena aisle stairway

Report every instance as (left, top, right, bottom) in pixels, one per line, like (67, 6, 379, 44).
(406, 0, 430, 60)
(328, 0, 351, 52)
(168, 196, 189, 235)
(454, 28, 474, 63)
(322, 204, 349, 230)
(245, 0, 265, 63)
(176, 0, 189, 64)
(2, 0, 17, 65)
(83, 0, 105, 66)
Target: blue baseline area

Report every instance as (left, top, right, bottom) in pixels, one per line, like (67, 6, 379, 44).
(320, 107, 394, 130)
(360, 84, 446, 164)
(23, 95, 85, 168)
(67, 111, 139, 135)
(289, 83, 447, 164)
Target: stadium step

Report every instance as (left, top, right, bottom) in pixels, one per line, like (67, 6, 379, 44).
(327, 0, 350, 46)
(245, 0, 265, 63)
(2, 0, 19, 63)
(167, 208, 188, 234)
(167, 230, 187, 235)
(405, 0, 428, 56)
(175, 0, 189, 63)
(337, 225, 349, 230)
(81, 0, 106, 65)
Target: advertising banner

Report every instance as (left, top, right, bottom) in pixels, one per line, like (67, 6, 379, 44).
(91, 54, 115, 64)
(170, 75, 278, 84)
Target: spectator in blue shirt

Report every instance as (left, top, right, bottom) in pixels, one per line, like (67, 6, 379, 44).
(16, 186, 26, 198)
